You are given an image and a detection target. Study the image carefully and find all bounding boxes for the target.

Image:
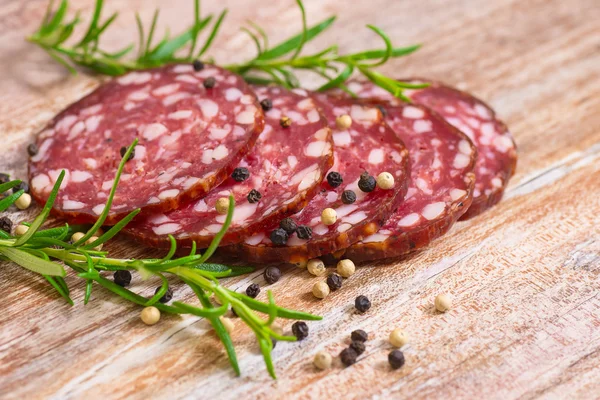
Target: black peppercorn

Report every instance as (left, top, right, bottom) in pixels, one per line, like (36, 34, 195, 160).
(326, 273, 343, 291)
(247, 189, 262, 203)
(279, 218, 297, 234)
(192, 59, 205, 71)
(13, 181, 29, 194)
(0, 173, 9, 184)
(264, 266, 281, 284)
(230, 307, 238, 317)
(260, 98, 273, 111)
(351, 329, 368, 343)
(388, 350, 405, 369)
(291, 321, 309, 340)
(203, 77, 216, 88)
(350, 340, 366, 355)
(358, 172, 376, 192)
(375, 104, 387, 117)
(326, 171, 343, 188)
(295, 225, 312, 240)
(231, 167, 250, 182)
(120, 146, 134, 161)
(340, 347, 358, 366)
(27, 143, 38, 157)
(113, 270, 132, 287)
(0, 216, 12, 233)
(246, 283, 260, 298)
(154, 286, 173, 303)
(269, 228, 289, 245)
(341, 190, 356, 204)
(355, 295, 371, 313)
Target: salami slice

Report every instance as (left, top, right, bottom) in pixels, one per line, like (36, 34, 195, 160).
(343, 79, 517, 219)
(227, 94, 410, 265)
(28, 64, 264, 224)
(125, 86, 332, 248)
(343, 102, 476, 262)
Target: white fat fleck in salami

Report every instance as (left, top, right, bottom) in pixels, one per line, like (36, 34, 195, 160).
(126, 85, 333, 248)
(225, 94, 409, 265)
(28, 64, 264, 224)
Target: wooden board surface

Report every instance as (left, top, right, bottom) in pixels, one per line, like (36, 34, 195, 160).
(1, 0, 599, 398)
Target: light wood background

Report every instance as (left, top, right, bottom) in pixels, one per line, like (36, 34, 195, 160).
(1, 0, 599, 399)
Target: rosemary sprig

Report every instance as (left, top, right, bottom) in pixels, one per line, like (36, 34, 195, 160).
(0, 141, 321, 378)
(27, 0, 427, 99)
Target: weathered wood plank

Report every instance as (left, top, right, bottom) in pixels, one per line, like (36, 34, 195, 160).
(0, 0, 599, 398)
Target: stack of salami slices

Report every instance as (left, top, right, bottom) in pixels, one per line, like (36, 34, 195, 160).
(28, 64, 517, 266)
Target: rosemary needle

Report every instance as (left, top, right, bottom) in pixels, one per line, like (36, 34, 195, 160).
(0, 140, 321, 379)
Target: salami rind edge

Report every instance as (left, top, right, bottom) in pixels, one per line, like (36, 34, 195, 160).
(344, 79, 517, 220)
(227, 95, 410, 265)
(28, 64, 264, 224)
(125, 86, 333, 248)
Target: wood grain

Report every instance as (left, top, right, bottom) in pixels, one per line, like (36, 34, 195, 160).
(1, 0, 599, 399)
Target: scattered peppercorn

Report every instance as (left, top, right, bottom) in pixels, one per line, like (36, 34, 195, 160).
(389, 328, 409, 348)
(313, 351, 332, 370)
(13, 181, 29, 194)
(271, 338, 277, 348)
(388, 350, 405, 369)
(0, 217, 12, 233)
(340, 347, 358, 366)
(321, 207, 337, 226)
(355, 295, 371, 313)
(154, 286, 173, 303)
(71, 232, 85, 243)
(230, 307, 238, 317)
(85, 236, 103, 251)
(279, 217, 298, 234)
(245, 283, 260, 298)
(192, 59, 205, 71)
(260, 98, 273, 111)
(435, 293, 452, 312)
(291, 321, 309, 340)
(351, 329, 368, 343)
(375, 104, 388, 117)
(247, 189, 262, 203)
(141, 306, 161, 325)
(203, 77, 216, 88)
(219, 316, 235, 333)
(231, 167, 250, 182)
(335, 114, 352, 130)
(215, 197, 230, 215)
(14, 224, 28, 236)
(376, 172, 395, 190)
(326, 171, 343, 188)
(120, 146, 134, 161)
(312, 281, 330, 299)
(358, 172, 376, 192)
(350, 340, 366, 355)
(341, 190, 356, 204)
(326, 273, 343, 291)
(280, 116, 292, 128)
(264, 266, 281, 284)
(269, 228, 289, 245)
(15, 193, 32, 210)
(27, 143, 38, 157)
(307, 259, 326, 276)
(337, 259, 356, 278)
(295, 225, 312, 240)
(0, 173, 9, 184)
(113, 270, 132, 287)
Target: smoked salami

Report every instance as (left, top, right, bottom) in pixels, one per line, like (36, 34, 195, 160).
(343, 79, 517, 219)
(227, 94, 410, 265)
(342, 101, 476, 262)
(125, 86, 333, 248)
(28, 64, 264, 224)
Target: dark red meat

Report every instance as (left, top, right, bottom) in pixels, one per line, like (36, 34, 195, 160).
(28, 64, 264, 224)
(125, 86, 333, 248)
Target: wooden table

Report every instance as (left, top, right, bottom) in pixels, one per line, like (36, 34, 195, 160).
(1, 0, 599, 398)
